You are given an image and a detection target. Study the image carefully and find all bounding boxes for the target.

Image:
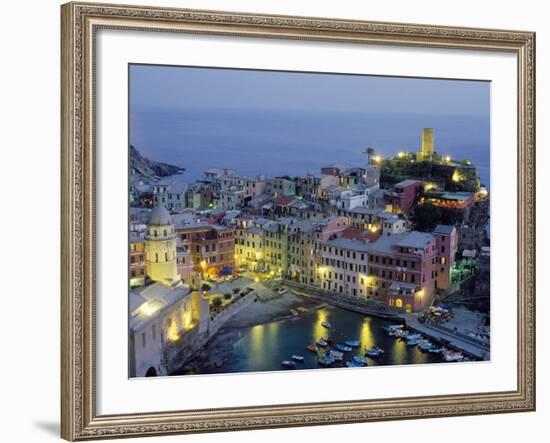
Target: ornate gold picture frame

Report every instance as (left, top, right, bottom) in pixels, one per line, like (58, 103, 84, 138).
(61, 2, 535, 440)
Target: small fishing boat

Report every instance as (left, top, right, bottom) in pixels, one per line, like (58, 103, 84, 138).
(443, 351, 465, 362)
(281, 360, 295, 368)
(365, 347, 384, 358)
(336, 344, 353, 352)
(345, 360, 363, 368)
(329, 350, 344, 361)
(353, 356, 368, 365)
(297, 307, 309, 313)
(345, 339, 360, 347)
(321, 336, 332, 344)
(318, 354, 334, 366)
(406, 338, 420, 346)
(428, 346, 445, 354)
(317, 339, 328, 347)
(418, 340, 436, 352)
(383, 324, 403, 333)
(290, 309, 299, 316)
(404, 332, 422, 341)
(321, 321, 332, 329)
(292, 354, 305, 362)
(306, 344, 319, 353)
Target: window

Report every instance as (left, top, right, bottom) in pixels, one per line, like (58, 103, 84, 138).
(152, 324, 156, 341)
(396, 298, 403, 308)
(141, 332, 146, 349)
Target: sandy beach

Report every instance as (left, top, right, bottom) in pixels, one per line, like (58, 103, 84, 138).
(222, 290, 322, 330)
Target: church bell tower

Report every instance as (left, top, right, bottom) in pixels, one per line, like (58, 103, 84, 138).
(145, 204, 179, 286)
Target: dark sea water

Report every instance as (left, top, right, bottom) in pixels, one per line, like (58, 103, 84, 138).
(175, 305, 447, 376)
(130, 108, 490, 189)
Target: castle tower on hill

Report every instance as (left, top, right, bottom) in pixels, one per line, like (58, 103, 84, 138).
(145, 204, 179, 287)
(420, 128, 435, 159)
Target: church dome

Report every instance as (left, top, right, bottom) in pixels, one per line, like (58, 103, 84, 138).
(148, 204, 172, 226)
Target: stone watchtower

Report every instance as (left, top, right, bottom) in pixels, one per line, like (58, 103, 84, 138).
(145, 204, 179, 286)
(421, 128, 434, 159)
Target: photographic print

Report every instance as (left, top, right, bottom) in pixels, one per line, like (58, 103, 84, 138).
(128, 64, 491, 378)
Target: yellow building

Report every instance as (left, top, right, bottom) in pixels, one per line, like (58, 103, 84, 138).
(145, 204, 179, 286)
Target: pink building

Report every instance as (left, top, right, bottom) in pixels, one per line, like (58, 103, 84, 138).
(433, 224, 459, 290)
(387, 179, 422, 214)
(176, 247, 194, 285)
(367, 231, 437, 312)
(312, 216, 349, 243)
(244, 176, 266, 198)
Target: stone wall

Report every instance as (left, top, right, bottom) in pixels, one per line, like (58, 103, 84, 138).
(162, 290, 257, 374)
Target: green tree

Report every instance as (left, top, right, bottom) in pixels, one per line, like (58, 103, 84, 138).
(212, 296, 223, 307)
(412, 203, 442, 232)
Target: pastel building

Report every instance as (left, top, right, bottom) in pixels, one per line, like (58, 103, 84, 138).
(432, 224, 459, 290)
(367, 231, 438, 312)
(129, 231, 146, 288)
(287, 220, 316, 284)
(234, 217, 265, 270)
(176, 223, 235, 278)
(386, 179, 422, 214)
(266, 177, 296, 196)
(319, 237, 370, 298)
(153, 180, 188, 211)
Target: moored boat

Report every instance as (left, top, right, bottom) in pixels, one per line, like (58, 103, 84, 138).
(345, 360, 363, 368)
(317, 339, 328, 347)
(365, 346, 384, 358)
(321, 321, 332, 329)
(306, 344, 319, 353)
(353, 356, 368, 365)
(418, 340, 436, 352)
(318, 354, 335, 366)
(336, 344, 353, 352)
(290, 309, 299, 316)
(443, 351, 465, 362)
(345, 339, 360, 347)
(281, 360, 295, 368)
(292, 354, 305, 362)
(329, 350, 344, 361)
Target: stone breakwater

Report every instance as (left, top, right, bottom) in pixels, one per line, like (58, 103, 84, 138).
(162, 290, 258, 374)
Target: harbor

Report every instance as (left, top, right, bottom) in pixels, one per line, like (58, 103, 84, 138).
(172, 286, 474, 376)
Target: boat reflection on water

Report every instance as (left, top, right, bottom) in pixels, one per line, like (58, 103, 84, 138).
(177, 305, 448, 375)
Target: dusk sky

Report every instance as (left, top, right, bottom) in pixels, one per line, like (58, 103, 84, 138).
(129, 64, 490, 187)
(130, 64, 490, 116)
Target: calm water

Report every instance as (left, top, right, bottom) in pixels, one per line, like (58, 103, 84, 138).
(176, 305, 446, 375)
(131, 108, 490, 189)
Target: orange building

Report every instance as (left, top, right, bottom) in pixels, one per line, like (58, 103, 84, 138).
(176, 223, 235, 278)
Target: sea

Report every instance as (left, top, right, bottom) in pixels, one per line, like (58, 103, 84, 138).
(130, 108, 491, 190)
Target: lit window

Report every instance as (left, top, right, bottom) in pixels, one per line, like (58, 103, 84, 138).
(396, 298, 403, 308)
